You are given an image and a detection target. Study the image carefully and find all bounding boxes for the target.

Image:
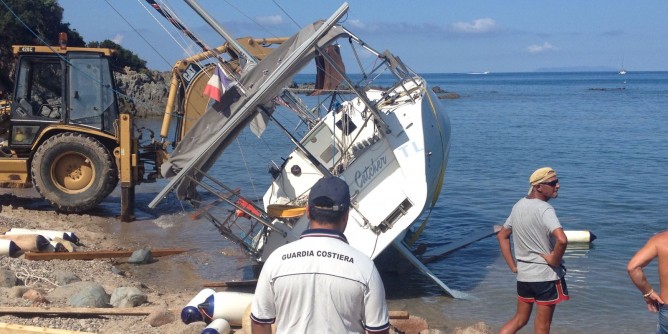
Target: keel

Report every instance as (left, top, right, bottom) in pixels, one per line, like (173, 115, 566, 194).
(391, 239, 469, 299)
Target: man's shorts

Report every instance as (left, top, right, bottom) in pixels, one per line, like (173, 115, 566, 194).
(658, 304, 668, 334)
(517, 276, 569, 305)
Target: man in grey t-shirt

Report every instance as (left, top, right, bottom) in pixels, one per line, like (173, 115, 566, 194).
(497, 167, 569, 334)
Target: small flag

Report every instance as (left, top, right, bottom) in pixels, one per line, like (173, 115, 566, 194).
(203, 64, 234, 102)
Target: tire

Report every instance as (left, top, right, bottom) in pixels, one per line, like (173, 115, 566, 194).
(31, 133, 117, 213)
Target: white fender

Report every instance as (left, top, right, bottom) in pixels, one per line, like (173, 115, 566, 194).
(181, 288, 216, 324)
(0, 239, 21, 257)
(6, 228, 79, 244)
(201, 318, 231, 334)
(564, 230, 597, 243)
(0, 234, 50, 252)
(198, 291, 255, 325)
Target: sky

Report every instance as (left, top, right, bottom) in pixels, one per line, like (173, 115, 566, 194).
(50, 0, 668, 73)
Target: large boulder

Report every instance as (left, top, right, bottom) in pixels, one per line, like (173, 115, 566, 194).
(115, 68, 169, 117)
(50, 281, 110, 308)
(110, 287, 147, 308)
(0, 269, 18, 287)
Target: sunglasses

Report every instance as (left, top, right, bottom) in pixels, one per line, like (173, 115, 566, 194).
(541, 179, 559, 187)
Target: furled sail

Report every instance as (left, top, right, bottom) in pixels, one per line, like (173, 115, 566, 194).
(151, 11, 350, 207)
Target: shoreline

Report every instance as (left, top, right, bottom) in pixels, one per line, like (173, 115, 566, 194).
(0, 190, 490, 333)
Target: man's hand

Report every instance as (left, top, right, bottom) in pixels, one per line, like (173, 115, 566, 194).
(644, 290, 665, 313)
(540, 228, 567, 268)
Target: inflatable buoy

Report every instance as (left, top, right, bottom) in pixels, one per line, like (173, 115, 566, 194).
(6, 228, 80, 245)
(181, 288, 215, 324)
(565, 230, 597, 243)
(0, 234, 50, 252)
(201, 318, 231, 334)
(198, 291, 255, 325)
(0, 239, 22, 257)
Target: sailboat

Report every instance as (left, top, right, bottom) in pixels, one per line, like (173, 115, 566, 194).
(149, 1, 459, 296)
(619, 58, 627, 75)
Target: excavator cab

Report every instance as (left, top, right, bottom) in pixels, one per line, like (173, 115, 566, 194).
(8, 47, 119, 150)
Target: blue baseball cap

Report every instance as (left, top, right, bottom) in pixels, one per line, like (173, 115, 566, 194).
(308, 177, 351, 212)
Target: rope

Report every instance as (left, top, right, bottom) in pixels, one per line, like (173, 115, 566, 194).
(15, 266, 60, 288)
(104, 0, 173, 69)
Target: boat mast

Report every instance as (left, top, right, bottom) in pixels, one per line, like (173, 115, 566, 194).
(183, 0, 258, 66)
(149, 2, 350, 209)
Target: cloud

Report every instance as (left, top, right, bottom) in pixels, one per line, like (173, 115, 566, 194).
(338, 17, 501, 38)
(450, 18, 497, 34)
(601, 30, 623, 37)
(255, 15, 283, 26)
(112, 34, 124, 44)
(346, 19, 365, 30)
(527, 42, 558, 54)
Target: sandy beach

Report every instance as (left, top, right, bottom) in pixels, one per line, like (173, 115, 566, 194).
(0, 190, 491, 334)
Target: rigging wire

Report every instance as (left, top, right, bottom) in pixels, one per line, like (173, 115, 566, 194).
(271, 0, 301, 29)
(235, 139, 260, 203)
(0, 0, 162, 116)
(136, 0, 200, 67)
(103, 0, 172, 69)
(136, 0, 218, 83)
(222, 0, 281, 38)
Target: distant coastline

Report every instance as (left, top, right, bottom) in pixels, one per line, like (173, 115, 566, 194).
(533, 65, 617, 72)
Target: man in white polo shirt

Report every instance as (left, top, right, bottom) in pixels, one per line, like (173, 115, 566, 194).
(250, 176, 390, 334)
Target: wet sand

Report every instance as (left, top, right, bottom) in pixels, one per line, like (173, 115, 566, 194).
(0, 188, 490, 333)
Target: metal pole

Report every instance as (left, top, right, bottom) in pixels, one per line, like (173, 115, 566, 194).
(184, 0, 259, 65)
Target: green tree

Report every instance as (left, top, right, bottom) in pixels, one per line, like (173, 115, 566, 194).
(0, 0, 147, 92)
(0, 0, 83, 90)
(87, 40, 147, 72)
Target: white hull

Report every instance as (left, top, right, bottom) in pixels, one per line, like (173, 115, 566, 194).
(260, 79, 450, 261)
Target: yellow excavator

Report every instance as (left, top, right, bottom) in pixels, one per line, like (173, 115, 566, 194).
(0, 35, 284, 221)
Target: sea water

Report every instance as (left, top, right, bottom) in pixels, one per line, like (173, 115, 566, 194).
(128, 71, 668, 333)
(417, 71, 668, 333)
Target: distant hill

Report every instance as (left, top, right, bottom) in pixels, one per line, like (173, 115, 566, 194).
(534, 66, 617, 72)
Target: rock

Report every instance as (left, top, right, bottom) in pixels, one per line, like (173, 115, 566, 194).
(453, 321, 493, 334)
(111, 266, 125, 276)
(110, 287, 147, 308)
(115, 68, 170, 117)
(437, 92, 460, 99)
(0, 268, 18, 287)
(54, 270, 81, 285)
(145, 306, 175, 327)
(128, 249, 153, 264)
(22, 289, 49, 304)
(391, 315, 429, 334)
(50, 281, 109, 307)
(8, 285, 30, 298)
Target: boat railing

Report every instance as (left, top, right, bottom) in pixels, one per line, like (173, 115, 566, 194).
(185, 167, 291, 256)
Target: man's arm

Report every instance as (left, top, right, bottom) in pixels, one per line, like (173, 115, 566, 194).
(497, 227, 517, 273)
(540, 227, 567, 268)
(627, 234, 665, 312)
(251, 321, 273, 334)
